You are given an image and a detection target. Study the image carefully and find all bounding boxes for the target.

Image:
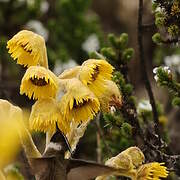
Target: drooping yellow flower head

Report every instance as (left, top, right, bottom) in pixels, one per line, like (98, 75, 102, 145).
(29, 98, 70, 134)
(96, 147, 145, 180)
(0, 99, 23, 169)
(59, 78, 100, 123)
(78, 59, 114, 96)
(98, 80, 122, 113)
(137, 162, 168, 180)
(20, 66, 59, 100)
(7, 30, 48, 68)
(58, 66, 81, 79)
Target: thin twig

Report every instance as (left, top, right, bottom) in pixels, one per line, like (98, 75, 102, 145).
(137, 0, 161, 142)
(95, 114, 113, 157)
(96, 131, 102, 163)
(162, 39, 179, 44)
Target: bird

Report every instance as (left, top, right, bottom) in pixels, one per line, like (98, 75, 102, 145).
(29, 125, 116, 180)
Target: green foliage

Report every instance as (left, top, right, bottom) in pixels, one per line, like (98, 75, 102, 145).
(156, 67, 180, 96)
(152, 33, 162, 45)
(121, 122, 132, 137)
(172, 97, 180, 106)
(4, 165, 24, 180)
(121, 48, 134, 63)
(154, 66, 180, 107)
(100, 47, 116, 61)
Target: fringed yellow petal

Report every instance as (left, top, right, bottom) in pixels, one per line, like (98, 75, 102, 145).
(0, 99, 23, 169)
(97, 80, 122, 113)
(7, 30, 48, 68)
(137, 162, 169, 180)
(78, 59, 114, 96)
(29, 98, 70, 134)
(20, 66, 59, 100)
(59, 78, 100, 123)
(58, 66, 81, 79)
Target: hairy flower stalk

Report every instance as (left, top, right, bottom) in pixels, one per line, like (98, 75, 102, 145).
(65, 121, 89, 158)
(7, 30, 48, 68)
(59, 78, 100, 123)
(20, 66, 59, 100)
(78, 59, 114, 96)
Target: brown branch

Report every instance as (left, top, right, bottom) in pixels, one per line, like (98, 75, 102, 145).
(142, 23, 156, 32)
(137, 0, 161, 143)
(95, 114, 113, 157)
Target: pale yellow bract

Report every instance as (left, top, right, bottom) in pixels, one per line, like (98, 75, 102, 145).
(78, 59, 114, 96)
(29, 98, 70, 134)
(98, 80, 122, 113)
(0, 99, 23, 169)
(20, 66, 59, 100)
(59, 66, 81, 79)
(7, 30, 48, 68)
(59, 78, 100, 123)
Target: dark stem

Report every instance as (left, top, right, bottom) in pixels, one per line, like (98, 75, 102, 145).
(137, 0, 161, 141)
(142, 23, 156, 32)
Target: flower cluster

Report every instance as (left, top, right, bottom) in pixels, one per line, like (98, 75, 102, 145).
(7, 30, 122, 137)
(96, 147, 168, 180)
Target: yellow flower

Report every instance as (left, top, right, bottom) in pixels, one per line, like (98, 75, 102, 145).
(137, 162, 168, 180)
(96, 147, 145, 180)
(7, 30, 48, 68)
(20, 66, 59, 100)
(59, 78, 100, 123)
(0, 99, 23, 169)
(58, 66, 81, 79)
(159, 115, 168, 127)
(78, 59, 114, 96)
(29, 98, 69, 134)
(98, 80, 122, 113)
